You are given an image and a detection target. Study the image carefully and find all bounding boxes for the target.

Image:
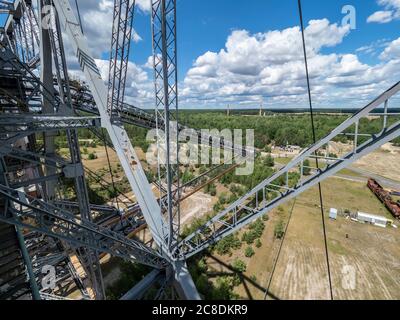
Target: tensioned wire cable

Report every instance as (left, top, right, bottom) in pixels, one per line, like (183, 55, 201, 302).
(102, 130, 121, 211)
(297, 0, 334, 300)
(264, 0, 334, 301)
(264, 199, 297, 300)
(74, 0, 84, 35)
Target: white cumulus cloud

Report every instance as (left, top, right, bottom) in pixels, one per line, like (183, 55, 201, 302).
(367, 0, 400, 23)
(180, 20, 400, 109)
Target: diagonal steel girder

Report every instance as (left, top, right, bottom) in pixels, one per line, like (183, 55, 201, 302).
(53, 0, 169, 254)
(177, 81, 400, 259)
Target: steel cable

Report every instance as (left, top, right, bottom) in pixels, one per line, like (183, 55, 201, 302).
(298, 0, 334, 300)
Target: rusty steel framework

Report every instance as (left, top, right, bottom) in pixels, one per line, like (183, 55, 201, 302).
(0, 0, 399, 301)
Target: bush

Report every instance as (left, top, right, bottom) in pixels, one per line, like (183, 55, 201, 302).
(249, 218, 265, 236)
(264, 155, 275, 167)
(232, 274, 241, 287)
(245, 246, 255, 258)
(274, 220, 285, 239)
(215, 234, 241, 256)
(302, 159, 311, 176)
(242, 219, 265, 244)
(181, 169, 195, 184)
(218, 193, 228, 205)
(262, 214, 269, 221)
(195, 274, 209, 294)
(242, 231, 256, 244)
(88, 153, 97, 160)
(197, 258, 208, 273)
(213, 202, 224, 213)
(232, 259, 247, 273)
(205, 183, 217, 196)
(211, 276, 237, 300)
(255, 239, 262, 248)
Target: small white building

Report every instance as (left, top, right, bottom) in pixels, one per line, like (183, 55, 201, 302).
(329, 208, 338, 220)
(356, 212, 392, 228)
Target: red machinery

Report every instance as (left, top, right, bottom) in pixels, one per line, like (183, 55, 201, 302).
(367, 178, 400, 219)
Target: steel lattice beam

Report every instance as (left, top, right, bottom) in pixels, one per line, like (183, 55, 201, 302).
(0, 115, 101, 144)
(177, 82, 400, 259)
(0, 1, 14, 14)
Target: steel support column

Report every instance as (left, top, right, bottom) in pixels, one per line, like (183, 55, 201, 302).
(151, 0, 180, 251)
(38, 0, 57, 201)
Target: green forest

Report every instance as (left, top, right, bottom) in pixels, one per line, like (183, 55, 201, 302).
(54, 111, 400, 151)
(178, 111, 400, 149)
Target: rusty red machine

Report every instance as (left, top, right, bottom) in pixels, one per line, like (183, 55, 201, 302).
(367, 179, 400, 219)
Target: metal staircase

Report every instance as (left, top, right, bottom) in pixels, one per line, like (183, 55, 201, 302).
(0, 221, 31, 300)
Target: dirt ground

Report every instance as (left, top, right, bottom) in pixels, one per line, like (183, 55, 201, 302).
(354, 143, 400, 182)
(267, 197, 400, 300)
(180, 191, 215, 225)
(80, 146, 146, 172)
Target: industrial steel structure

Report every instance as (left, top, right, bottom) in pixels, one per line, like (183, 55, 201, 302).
(0, 0, 399, 300)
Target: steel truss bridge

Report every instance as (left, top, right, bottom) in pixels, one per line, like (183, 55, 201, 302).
(0, 0, 399, 300)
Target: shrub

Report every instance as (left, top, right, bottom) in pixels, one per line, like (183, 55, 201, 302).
(264, 155, 275, 167)
(303, 159, 311, 176)
(242, 219, 265, 244)
(232, 274, 241, 287)
(205, 183, 217, 196)
(88, 153, 97, 160)
(255, 239, 262, 248)
(274, 220, 285, 239)
(242, 231, 255, 244)
(215, 234, 241, 256)
(232, 259, 247, 273)
(195, 274, 209, 294)
(197, 258, 208, 273)
(245, 246, 255, 258)
(213, 202, 223, 213)
(181, 169, 195, 184)
(219, 193, 228, 205)
(211, 276, 236, 300)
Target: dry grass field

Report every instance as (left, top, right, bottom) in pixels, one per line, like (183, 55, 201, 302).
(205, 178, 400, 300)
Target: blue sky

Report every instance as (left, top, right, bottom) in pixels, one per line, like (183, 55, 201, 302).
(2, 0, 400, 109)
(120, 0, 400, 74)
